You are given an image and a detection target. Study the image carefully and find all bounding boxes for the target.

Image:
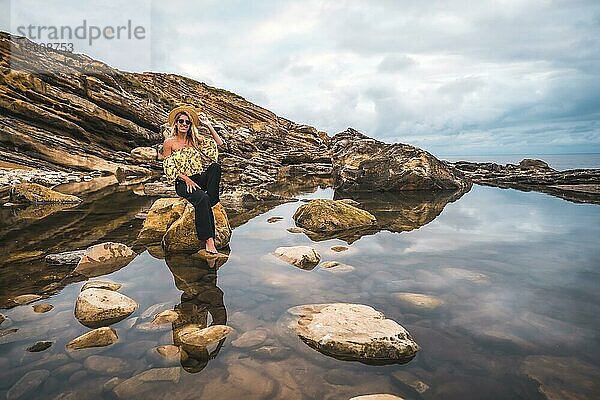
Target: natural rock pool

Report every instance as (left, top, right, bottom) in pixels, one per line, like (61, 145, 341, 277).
(1, 183, 599, 399)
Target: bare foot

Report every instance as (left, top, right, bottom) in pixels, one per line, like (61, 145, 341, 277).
(205, 237, 218, 254)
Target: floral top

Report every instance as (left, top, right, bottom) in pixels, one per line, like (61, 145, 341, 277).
(163, 138, 219, 184)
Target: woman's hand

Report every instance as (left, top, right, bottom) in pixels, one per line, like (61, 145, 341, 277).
(199, 113, 211, 126)
(184, 177, 201, 193)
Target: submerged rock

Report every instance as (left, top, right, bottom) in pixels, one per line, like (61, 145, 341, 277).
(332, 128, 471, 192)
(391, 371, 429, 394)
(84, 355, 132, 376)
(74, 288, 138, 328)
(10, 182, 82, 204)
(293, 199, 377, 242)
(66, 327, 118, 350)
(231, 329, 268, 349)
(331, 245, 349, 252)
(112, 367, 181, 399)
(73, 242, 136, 278)
(393, 293, 444, 310)
(273, 246, 321, 270)
(6, 369, 50, 400)
(320, 261, 355, 273)
(281, 303, 420, 364)
(32, 303, 53, 313)
(521, 355, 600, 400)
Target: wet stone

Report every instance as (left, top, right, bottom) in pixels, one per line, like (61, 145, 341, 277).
(287, 227, 304, 234)
(349, 395, 405, 400)
(26, 341, 53, 352)
(112, 367, 181, 399)
(66, 327, 119, 350)
(281, 303, 420, 364)
(45, 250, 86, 266)
(81, 280, 122, 292)
(267, 216, 284, 223)
(32, 303, 53, 313)
(331, 245, 349, 252)
(12, 294, 43, 305)
(251, 345, 291, 360)
(320, 261, 355, 273)
(74, 288, 138, 328)
(273, 246, 321, 270)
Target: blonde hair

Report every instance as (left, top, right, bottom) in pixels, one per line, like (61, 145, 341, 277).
(166, 111, 209, 149)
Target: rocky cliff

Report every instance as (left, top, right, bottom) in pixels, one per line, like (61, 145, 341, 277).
(0, 31, 331, 193)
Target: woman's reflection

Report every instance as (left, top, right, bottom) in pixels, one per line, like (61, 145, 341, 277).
(164, 253, 228, 373)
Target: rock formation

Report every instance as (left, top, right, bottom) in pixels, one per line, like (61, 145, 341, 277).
(449, 159, 600, 204)
(331, 128, 472, 192)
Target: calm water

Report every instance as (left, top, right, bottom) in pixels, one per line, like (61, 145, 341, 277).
(439, 153, 600, 171)
(1, 182, 599, 399)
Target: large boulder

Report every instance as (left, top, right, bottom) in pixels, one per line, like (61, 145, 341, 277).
(73, 242, 136, 278)
(280, 303, 420, 364)
(74, 288, 138, 328)
(331, 128, 471, 192)
(10, 182, 82, 204)
(137, 198, 187, 243)
(162, 201, 232, 252)
(293, 199, 377, 242)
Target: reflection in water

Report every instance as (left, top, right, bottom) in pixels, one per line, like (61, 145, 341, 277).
(164, 253, 228, 373)
(300, 188, 469, 243)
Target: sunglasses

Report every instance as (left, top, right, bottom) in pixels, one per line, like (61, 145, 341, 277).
(177, 118, 192, 126)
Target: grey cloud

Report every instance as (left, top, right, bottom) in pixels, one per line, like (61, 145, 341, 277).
(378, 54, 415, 72)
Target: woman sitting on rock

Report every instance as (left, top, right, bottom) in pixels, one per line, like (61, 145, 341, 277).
(160, 105, 224, 254)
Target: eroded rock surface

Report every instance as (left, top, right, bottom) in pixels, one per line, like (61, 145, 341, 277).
(10, 182, 81, 204)
(273, 246, 321, 270)
(66, 327, 118, 349)
(332, 128, 471, 192)
(281, 303, 420, 364)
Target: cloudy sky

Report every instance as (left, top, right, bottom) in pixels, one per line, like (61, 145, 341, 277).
(4, 0, 600, 155)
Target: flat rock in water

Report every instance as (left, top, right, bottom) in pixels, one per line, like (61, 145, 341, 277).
(75, 288, 138, 328)
(45, 249, 86, 266)
(267, 216, 284, 223)
(175, 324, 233, 348)
(81, 280, 122, 292)
(231, 329, 268, 348)
(32, 303, 53, 313)
(66, 327, 118, 350)
(320, 261, 355, 273)
(393, 293, 443, 310)
(281, 303, 420, 364)
(293, 199, 376, 237)
(331, 245, 349, 252)
(521, 355, 600, 400)
(6, 369, 50, 400)
(286, 227, 304, 234)
(84, 355, 131, 376)
(112, 367, 180, 399)
(73, 242, 136, 278)
(12, 294, 43, 305)
(273, 246, 321, 270)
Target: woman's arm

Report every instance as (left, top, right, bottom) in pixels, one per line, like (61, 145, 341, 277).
(199, 114, 224, 147)
(160, 138, 172, 160)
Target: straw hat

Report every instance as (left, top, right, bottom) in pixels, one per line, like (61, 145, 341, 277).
(167, 105, 200, 127)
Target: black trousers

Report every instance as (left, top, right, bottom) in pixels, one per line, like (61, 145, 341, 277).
(175, 163, 221, 241)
